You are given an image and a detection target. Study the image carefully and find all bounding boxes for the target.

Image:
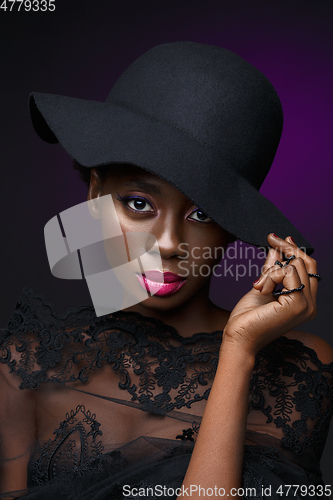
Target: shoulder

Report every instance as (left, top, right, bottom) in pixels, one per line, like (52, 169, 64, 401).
(283, 330, 333, 366)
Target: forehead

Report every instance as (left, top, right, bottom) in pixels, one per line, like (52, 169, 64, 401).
(106, 164, 186, 198)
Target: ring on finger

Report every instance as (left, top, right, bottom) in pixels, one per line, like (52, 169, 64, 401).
(308, 273, 322, 282)
(283, 255, 296, 266)
(274, 255, 296, 268)
(274, 255, 322, 281)
(273, 284, 305, 297)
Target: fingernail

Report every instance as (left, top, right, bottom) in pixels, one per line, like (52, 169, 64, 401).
(272, 233, 278, 238)
(253, 279, 261, 285)
(289, 236, 295, 244)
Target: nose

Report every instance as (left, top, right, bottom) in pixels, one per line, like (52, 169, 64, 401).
(151, 212, 186, 260)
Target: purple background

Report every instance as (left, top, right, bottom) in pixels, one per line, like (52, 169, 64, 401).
(1, 0, 332, 483)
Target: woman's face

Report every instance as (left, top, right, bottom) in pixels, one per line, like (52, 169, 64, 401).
(88, 164, 233, 312)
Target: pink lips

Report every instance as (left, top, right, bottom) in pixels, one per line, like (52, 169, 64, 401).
(136, 270, 187, 296)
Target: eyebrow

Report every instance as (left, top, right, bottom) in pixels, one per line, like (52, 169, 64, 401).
(120, 179, 162, 195)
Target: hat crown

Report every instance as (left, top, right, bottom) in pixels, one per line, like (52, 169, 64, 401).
(107, 42, 283, 189)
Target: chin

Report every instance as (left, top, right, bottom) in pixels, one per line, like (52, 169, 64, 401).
(140, 294, 186, 311)
(141, 283, 206, 312)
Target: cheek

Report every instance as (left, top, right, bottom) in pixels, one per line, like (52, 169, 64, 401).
(185, 246, 226, 280)
(209, 230, 231, 260)
(187, 231, 229, 266)
(181, 231, 229, 280)
(98, 199, 131, 267)
(100, 204, 161, 271)
(113, 207, 153, 235)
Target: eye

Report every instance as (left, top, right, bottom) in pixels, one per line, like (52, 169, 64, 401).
(115, 194, 155, 213)
(188, 209, 211, 223)
(128, 198, 154, 212)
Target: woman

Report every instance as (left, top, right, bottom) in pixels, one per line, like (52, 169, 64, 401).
(0, 42, 332, 499)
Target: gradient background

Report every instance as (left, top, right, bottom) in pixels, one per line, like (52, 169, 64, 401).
(1, 0, 333, 486)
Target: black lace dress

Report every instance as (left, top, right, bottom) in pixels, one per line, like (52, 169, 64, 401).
(0, 289, 332, 499)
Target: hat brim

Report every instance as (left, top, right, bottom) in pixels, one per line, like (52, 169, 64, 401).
(29, 92, 314, 254)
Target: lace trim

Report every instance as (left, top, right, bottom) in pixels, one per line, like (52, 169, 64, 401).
(250, 337, 333, 456)
(1, 288, 333, 461)
(2, 287, 223, 342)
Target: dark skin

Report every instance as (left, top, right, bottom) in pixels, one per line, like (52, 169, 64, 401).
(87, 163, 333, 499)
(88, 164, 233, 337)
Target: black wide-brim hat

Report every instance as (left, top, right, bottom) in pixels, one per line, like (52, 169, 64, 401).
(29, 41, 314, 254)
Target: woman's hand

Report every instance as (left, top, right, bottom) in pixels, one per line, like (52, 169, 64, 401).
(222, 233, 319, 357)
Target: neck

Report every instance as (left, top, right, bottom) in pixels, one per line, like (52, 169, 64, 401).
(122, 281, 229, 337)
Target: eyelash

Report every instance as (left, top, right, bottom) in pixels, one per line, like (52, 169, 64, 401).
(115, 194, 211, 223)
(115, 194, 154, 213)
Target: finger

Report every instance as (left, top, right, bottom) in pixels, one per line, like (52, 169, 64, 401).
(253, 246, 284, 291)
(253, 262, 284, 291)
(261, 247, 284, 274)
(260, 265, 309, 319)
(283, 236, 318, 304)
(282, 256, 315, 317)
(252, 265, 311, 343)
(267, 234, 317, 270)
(260, 265, 301, 294)
(267, 233, 318, 302)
